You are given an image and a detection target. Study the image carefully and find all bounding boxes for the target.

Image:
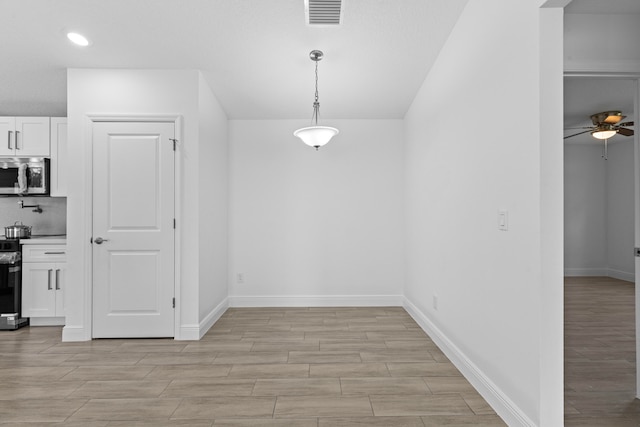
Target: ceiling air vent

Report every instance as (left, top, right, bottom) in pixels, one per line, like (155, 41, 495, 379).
(305, 0, 343, 25)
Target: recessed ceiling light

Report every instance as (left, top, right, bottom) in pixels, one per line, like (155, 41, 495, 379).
(67, 32, 90, 47)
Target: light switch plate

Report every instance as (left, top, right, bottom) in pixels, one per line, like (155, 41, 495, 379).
(498, 210, 508, 231)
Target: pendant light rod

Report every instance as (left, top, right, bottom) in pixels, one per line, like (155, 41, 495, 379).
(311, 50, 322, 126)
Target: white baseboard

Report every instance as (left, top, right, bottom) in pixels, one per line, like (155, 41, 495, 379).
(228, 295, 404, 307)
(178, 324, 200, 341)
(564, 267, 635, 282)
(607, 268, 635, 283)
(62, 325, 90, 342)
(564, 267, 608, 277)
(402, 297, 535, 427)
(177, 297, 229, 340)
(198, 297, 229, 339)
(30, 317, 65, 326)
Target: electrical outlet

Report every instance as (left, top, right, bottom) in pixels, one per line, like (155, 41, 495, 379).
(236, 273, 244, 284)
(433, 295, 438, 311)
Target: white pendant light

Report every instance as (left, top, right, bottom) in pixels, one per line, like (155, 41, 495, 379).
(294, 50, 339, 150)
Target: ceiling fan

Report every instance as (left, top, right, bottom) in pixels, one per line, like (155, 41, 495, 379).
(564, 110, 634, 140)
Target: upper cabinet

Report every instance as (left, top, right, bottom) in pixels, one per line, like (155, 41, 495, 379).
(50, 118, 67, 197)
(0, 117, 50, 157)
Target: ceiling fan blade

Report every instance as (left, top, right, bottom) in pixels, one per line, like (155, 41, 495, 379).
(618, 121, 634, 127)
(564, 126, 593, 130)
(564, 129, 592, 139)
(617, 127, 634, 137)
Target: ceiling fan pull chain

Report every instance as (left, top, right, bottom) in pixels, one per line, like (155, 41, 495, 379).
(602, 138, 608, 160)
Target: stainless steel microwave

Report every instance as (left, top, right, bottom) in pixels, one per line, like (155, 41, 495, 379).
(0, 158, 49, 195)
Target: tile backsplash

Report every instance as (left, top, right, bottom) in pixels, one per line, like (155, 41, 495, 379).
(0, 196, 66, 235)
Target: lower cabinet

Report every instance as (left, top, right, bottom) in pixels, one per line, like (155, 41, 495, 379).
(21, 245, 66, 326)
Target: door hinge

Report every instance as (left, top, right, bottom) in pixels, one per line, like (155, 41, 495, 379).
(170, 138, 178, 151)
(172, 297, 176, 308)
(173, 218, 176, 229)
(635, 247, 640, 257)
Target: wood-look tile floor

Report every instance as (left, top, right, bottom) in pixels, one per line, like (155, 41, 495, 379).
(565, 276, 640, 426)
(0, 307, 505, 426)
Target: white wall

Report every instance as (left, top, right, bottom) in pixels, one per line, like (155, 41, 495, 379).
(228, 119, 404, 305)
(564, 144, 607, 275)
(607, 140, 635, 280)
(65, 69, 228, 341)
(198, 73, 229, 325)
(564, 141, 636, 280)
(404, 1, 563, 425)
(564, 13, 640, 74)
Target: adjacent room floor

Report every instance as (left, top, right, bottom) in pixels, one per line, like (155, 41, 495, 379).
(565, 276, 640, 426)
(0, 306, 504, 426)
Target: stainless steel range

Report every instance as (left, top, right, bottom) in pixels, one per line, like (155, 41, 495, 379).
(0, 240, 29, 330)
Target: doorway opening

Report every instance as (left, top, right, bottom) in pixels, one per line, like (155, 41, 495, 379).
(563, 75, 639, 421)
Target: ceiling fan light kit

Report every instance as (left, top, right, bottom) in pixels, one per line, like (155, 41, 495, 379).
(564, 110, 635, 160)
(294, 50, 339, 150)
(591, 127, 617, 140)
(564, 110, 634, 140)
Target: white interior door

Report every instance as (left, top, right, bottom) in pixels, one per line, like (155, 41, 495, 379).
(92, 121, 175, 338)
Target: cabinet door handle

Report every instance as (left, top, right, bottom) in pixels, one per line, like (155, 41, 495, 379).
(8, 130, 12, 150)
(15, 130, 20, 150)
(45, 252, 66, 255)
(47, 269, 53, 290)
(55, 269, 60, 290)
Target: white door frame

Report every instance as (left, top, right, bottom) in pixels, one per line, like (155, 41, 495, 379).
(635, 78, 640, 398)
(563, 72, 640, 396)
(83, 114, 183, 340)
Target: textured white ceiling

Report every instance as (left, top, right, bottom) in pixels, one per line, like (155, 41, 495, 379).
(0, 0, 468, 119)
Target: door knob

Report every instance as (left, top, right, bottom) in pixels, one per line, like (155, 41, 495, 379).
(94, 237, 109, 244)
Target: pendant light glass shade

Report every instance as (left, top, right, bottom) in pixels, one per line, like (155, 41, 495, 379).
(294, 126, 339, 149)
(294, 50, 338, 150)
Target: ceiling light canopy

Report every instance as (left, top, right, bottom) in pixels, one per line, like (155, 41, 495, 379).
(67, 32, 90, 47)
(591, 111, 623, 125)
(294, 50, 339, 150)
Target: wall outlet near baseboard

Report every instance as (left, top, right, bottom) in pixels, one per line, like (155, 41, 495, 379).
(236, 273, 244, 284)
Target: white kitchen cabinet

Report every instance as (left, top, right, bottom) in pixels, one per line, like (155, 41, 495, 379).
(50, 118, 67, 197)
(0, 117, 50, 157)
(21, 244, 66, 325)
